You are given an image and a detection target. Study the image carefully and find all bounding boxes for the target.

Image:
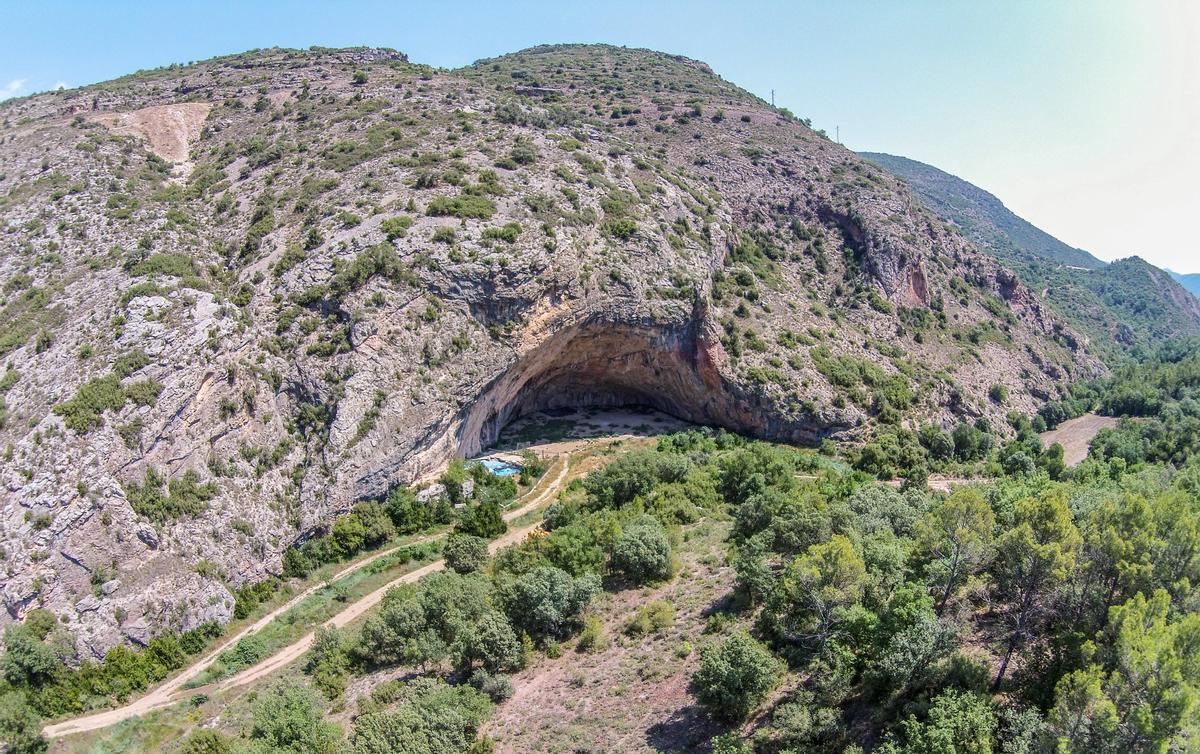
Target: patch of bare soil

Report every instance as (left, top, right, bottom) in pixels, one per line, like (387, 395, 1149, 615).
(90, 102, 212, 174)
(485, 520, 734, 753)
(1039, 412, 1118, 466)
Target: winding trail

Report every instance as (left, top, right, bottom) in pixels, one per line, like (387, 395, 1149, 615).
(44, 457, 571, 739)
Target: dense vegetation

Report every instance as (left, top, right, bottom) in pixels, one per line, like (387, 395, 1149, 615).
(11, 332, 1200, 752)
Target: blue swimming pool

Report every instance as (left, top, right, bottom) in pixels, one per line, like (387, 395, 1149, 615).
(481, 458, 522, 477)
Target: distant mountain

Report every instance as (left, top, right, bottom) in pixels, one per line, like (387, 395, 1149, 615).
(860, 152, 1106, 270)
(861, 152, 1200, 360)
(1169, 270, 1200, 298)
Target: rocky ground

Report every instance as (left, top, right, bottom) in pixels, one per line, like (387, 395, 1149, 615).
(0, 44, 1099, 658)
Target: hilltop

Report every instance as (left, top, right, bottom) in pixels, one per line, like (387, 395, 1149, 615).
(0, 45, 1096, 656)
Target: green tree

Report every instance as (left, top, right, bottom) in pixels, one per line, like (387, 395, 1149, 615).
(763, 535, 867, 653)
(443, 533, 488, 574)
(1075, 493, 1156, 627)
(499, 566, 600, 641)
(611, 515, 672, 583)
(358, 572, 495, 671)
(305, 626, 350, 701)
(1049, 590, 1200, 753)
(879, 689, 998, 754)
(1046, 667, 1117, 753)
(463, 610, 522, 673)
(990, 491, 1081, 691)
(455, 500, 506, 539)
(867, 592, 959, 699)
(249, 677, 342, 753)
(2, 623, 63, 686)
(541, 521, 606, 576)
(692, 631, 784, 722)
(585, 449, 691, 509)
(710, 732, 754, 754)
(0, 691, 47, 754)
(440, 459, 469, 504)
(349, 678, 491, 754)
(917, 489, 995, 611)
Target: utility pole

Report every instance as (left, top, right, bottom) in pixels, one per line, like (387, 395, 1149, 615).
(836, 125, 840, 144)
(770, 89, 774, 107)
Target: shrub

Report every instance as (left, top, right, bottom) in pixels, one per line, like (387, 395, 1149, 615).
(602, 217, 637, 240)
(577, 615, 608, 652)
(692, 632, 784, 721)
(626, 600, 675, 637)
(611, 516, 673, 583)
(482, 222, 521, 243)
(176, 730, 233, 754)
(443, 533, 488, 574)
(130, 253, 194, 278)
(112, 349, 150, 377)
(380, 215, 413, 240)
(509, 139, 539, 166)
(53, 375, 125, 432)
(426, 194, 495, 219)
(124, 468, 217, 522)
(123, 379, 162, 407)
(431, 226, 456, 244)
(988, 383, 1009, 404)
(469, 669, 514, 702)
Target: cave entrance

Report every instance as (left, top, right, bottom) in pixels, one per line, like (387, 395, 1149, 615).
(455, 318, 734, 458)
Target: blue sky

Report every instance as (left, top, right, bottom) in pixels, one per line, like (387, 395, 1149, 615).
(3, 1, 1197, 271)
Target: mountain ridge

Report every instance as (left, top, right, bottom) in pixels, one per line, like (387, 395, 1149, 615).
(860, 151, 1200, 358)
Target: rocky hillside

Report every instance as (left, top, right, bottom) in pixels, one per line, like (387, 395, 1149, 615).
(860, 152, 1105, 270)
(0, 45, 1097, 657)
(862, 152, 1200, 358)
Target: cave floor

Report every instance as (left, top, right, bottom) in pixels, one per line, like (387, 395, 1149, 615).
(483, 405, 693, 459)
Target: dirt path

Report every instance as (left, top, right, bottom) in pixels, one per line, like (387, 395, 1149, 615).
(882, 475, 981, 492)
(44, 458, 570, 739)
(1040, 412, 1118, 466)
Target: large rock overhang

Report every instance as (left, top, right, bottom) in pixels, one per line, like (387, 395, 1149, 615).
(456, 310, 824, 457)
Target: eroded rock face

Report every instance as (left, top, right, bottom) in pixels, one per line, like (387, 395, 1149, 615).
(0, 45, 1099, 656)
(459, 309, 833, 456)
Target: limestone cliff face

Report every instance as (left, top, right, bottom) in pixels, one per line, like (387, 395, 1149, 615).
(0, 45, 1098, 656)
